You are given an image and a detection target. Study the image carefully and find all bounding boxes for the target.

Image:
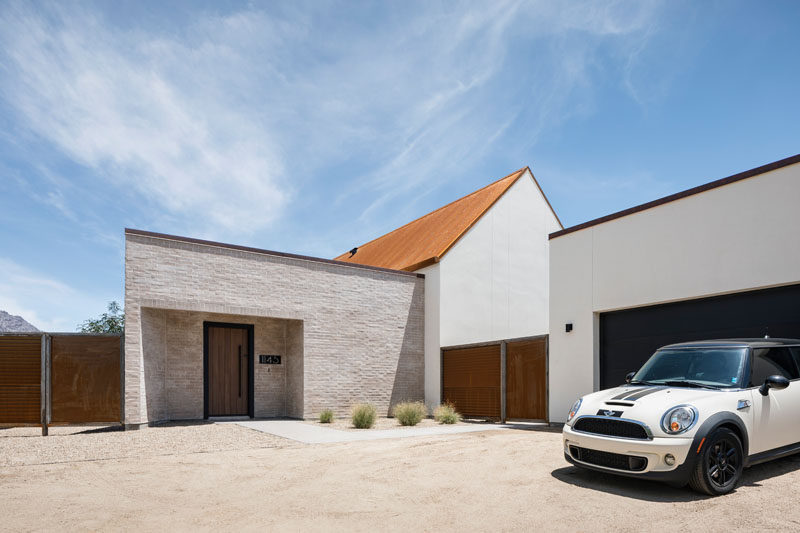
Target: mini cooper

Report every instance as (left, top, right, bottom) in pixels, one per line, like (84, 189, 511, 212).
(562, 338, 800, 495)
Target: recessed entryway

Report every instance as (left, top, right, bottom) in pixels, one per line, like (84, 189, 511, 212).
(204, 322, 254, 418)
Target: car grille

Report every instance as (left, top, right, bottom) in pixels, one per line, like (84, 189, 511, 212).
(573, 417, 649, 440)
(569, 446, 648, 472)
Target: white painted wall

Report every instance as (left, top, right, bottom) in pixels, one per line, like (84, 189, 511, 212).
(549, 161, 800, 422)
(440, 170, 561, 347)
(422, 170, 561, 407)
(418, 262, 440, 410)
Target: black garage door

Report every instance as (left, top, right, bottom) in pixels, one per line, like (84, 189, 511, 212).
(599, 283, 800, 389)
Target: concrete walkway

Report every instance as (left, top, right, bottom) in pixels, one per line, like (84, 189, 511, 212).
(232, 419, 510, 444)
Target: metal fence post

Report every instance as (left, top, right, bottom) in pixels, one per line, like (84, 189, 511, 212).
(46, 335, 51, 429)
(40, 334, 49, 436)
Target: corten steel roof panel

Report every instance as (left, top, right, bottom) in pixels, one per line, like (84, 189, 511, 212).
(334, 168, 552, 271)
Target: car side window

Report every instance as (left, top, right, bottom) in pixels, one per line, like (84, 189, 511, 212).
(792, 348, 800, 375)
(749, 347, 800, 386)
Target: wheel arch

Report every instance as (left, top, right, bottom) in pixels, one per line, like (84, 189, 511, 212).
(693, 412, 749, 458)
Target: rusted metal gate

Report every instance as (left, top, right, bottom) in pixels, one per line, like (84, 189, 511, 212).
(442, 344, 501, 419)
(0, 333, 123, 434)
(51, 335, 122, 424)
(0, 335, 42, 425)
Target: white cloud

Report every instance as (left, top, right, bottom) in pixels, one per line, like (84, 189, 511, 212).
(0, 4, 289, 236)
(0, 258, 107, 331)
(0, 0, 665, 246)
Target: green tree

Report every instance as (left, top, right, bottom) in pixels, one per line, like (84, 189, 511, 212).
(78, 301, 124, 334)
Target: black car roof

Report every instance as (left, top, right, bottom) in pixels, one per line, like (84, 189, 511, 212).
(660, 338, 800, 349)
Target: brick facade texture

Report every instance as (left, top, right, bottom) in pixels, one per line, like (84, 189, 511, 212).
(124, 233, 424, 424)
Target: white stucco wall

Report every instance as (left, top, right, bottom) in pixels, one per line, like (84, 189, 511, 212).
(439, 170, 561, 347)
(549, 161, 800, 422)
(421, 170, 561, 407)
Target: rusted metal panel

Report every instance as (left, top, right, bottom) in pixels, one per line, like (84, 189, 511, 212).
(0, 335, 42, 424)
(442, 344, 501, 418)
(50, 335, 121, 424)
(333, 169, 528, 271)
(506, 338, 547, 420)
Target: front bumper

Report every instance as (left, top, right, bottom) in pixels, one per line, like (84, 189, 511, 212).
(562, 424, 696, 484)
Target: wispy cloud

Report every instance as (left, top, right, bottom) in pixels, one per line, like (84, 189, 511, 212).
(0, 3, 289, 237)
(0, 257, 103, 331)
(0, 0, 666, 247)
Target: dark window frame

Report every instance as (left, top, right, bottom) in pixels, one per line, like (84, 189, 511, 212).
(746, 345, 800, 387)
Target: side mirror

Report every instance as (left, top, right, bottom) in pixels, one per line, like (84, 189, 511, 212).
(759, 375, 790, 396)
(625, 372, 636, 384)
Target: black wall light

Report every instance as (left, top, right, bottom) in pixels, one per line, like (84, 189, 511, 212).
(565, 323, 573, 332)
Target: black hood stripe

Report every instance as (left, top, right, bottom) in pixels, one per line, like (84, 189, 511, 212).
(623, 386, 668, 401)
(610, 387, 645, 400)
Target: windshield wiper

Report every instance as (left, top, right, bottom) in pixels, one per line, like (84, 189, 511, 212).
(663, 380, 719, 390)
(629, 380, 661, 386)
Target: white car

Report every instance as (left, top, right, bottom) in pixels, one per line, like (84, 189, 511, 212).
(562, 338, 800, 495)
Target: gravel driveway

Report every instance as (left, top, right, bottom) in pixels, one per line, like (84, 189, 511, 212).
(1, 424, 799, 531)
(0, 422, 290, 467)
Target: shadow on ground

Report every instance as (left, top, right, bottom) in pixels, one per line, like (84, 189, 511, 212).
(552, 453, 800, 502)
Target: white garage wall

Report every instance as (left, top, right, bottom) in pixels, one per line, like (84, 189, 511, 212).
(549, 161, 800, 422)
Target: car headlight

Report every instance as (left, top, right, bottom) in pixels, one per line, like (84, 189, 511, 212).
(660, 405, 698, 434)
(567, 398, 582, 423)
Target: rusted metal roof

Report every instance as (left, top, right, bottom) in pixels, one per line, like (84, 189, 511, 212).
(335, 167, 556, 271)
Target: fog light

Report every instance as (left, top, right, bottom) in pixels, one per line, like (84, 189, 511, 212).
(664, 454, 676, 466)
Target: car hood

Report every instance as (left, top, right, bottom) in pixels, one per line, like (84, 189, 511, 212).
(570, 385, 733, 437)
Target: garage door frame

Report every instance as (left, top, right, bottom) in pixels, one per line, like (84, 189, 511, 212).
(440, 334, 548, 423)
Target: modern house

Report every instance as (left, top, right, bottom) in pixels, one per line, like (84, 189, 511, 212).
(336, 167, 562, 420)
(549, 154, 800, 423)
(123, 229, 424, 427)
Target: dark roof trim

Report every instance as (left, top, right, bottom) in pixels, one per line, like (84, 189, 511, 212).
(549, 153, 800, 240)
(124, 228, 425, 278)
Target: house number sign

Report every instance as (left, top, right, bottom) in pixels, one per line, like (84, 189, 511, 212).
(259, 355, 281, 364)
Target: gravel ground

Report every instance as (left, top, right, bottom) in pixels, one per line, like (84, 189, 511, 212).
(3, 427, 800, 531)
(304, 416, 472, 431)
(0, 422, 292, 467)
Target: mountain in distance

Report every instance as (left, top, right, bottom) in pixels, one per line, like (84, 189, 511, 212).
(0, 310, 40, 332)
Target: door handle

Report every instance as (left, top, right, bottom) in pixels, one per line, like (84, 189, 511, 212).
(238, 345, 242, 398)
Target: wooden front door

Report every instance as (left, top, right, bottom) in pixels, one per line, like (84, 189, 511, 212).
(207, 325, 250, 416)
(506, 338, 547, 421)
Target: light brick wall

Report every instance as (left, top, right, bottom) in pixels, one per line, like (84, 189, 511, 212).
(124, 232, 424, 424)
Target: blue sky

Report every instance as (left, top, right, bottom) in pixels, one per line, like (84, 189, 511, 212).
(0, 0, 798, 330)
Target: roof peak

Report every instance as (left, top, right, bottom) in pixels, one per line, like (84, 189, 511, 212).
(334, 166, 558, 271)
(347, 167, 528, 254)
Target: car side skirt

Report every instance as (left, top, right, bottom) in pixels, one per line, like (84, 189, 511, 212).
(746, 441, 800, 467)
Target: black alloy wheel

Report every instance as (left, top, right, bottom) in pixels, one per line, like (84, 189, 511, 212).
(707, 438, 739, 488)
(688, 427, 744, 496)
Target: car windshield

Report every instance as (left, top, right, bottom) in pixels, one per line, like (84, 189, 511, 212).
(632, 347, 747, 389)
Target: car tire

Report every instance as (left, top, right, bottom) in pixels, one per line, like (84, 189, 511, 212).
(688, 427, 744, 496)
